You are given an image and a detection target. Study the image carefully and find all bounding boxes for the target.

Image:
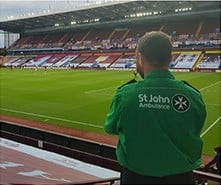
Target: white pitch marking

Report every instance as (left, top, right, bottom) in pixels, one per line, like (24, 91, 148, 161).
(84, 86, 117, 97)
(198, 81, 221, 137)
(200, 116, 221, 138)
(0, 108, 103, 129)
(85, 86, 118, 94)
(199, 81, 221, 92)
(205, 103, 221, 107)
(85, 92, 113, 97)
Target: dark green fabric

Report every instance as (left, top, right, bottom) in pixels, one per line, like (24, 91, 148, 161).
(104, 70, 206, 177)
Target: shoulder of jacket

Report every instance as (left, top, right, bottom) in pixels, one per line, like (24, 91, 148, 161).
(182, 80, 200, 93)
(117, 78, 137, 90)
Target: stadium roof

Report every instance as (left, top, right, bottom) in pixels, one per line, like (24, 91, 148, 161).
(0, 1, 220, 34)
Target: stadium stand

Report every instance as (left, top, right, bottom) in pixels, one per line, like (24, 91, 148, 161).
(171, 52, 201, 69)
(24, 54, 51, 67)
(63, 32, 79, 50)
(200, 19, 220, 40)
(0, 1, 220, 184)
(70, 31, 92, 50)
(110, 53, 135, 69)
(40, 54, 65, 67)
(5, 16, 220, 54)
(91, 52, 122, 68)
(81, 29, 113, 51)
(164, 21, 199, 39)
(79, 55, 100, 68)
(197, 52, 221, 70)
(67, 54, 88, 68)
(53, 54, 79, 68)
(10, 57, 32, 67)
(2, 49, 220, 72)
(110, 56, 129, 68)
(169, 52, 181, 68)
(2, 56, 20, 67)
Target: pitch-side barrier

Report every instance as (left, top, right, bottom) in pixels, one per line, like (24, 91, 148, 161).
(0, 120, 220, 185)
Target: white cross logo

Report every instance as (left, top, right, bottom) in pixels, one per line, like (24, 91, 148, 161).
(172, 94, 190, 113)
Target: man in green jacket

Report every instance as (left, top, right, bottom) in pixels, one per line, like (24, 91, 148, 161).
(104, 31, 206, 184)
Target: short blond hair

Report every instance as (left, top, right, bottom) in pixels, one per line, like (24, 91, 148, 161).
(137, 31, 172, 67)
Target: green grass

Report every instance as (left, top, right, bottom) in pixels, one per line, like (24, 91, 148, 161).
(0, 68, 220, 156)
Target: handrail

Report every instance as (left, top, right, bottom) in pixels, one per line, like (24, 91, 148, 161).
(72, 177, 120, 185)
(194, 169, 221, 183)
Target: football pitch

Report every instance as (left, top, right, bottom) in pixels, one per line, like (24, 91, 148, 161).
(0, 68, 220, 156)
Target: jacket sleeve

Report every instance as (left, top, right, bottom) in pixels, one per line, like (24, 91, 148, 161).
(104, 91, 121, 135)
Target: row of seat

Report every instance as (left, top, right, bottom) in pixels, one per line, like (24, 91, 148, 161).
(10, 19, 220, 51)
(1, 51, 220, 70)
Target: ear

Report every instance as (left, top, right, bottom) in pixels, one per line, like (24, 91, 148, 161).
(136, 52, 143, 66)
(136, 52, 145, 79)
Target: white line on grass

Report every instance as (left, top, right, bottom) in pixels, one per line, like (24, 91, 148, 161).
(0, 108, 103, 129)
(198, 81, 221, 137)
(206, 103, 221, 107)
(200, 116, 221, 138)
(86, 92, 113, 97)
(84, 86, 119, 97)
(199, 81, 221, 92)
(85, 80, 221, 94)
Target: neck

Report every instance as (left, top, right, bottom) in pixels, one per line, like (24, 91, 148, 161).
(143, 64, 168, 76)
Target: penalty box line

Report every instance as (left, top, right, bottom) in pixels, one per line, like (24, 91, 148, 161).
(84, 80, 221, 94)
(199, 81, 221, 137)
(200, 116, 221, 138)
(84, 86, 118, 97)
(0, 108, 103, 129)
(199, 81, 221, 92)
(85, 86, 118, 94)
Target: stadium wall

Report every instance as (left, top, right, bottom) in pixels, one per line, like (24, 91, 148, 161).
(0, 120, 120, 171)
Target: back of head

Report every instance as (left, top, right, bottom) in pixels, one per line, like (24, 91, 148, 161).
(137, 31, 172, 68)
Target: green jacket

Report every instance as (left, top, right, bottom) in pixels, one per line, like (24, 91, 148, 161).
(104, 70, 206, 177)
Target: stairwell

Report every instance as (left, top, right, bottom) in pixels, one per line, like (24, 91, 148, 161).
(122, 29, 130, 41)
(108, 30, 116, 40)
(195, 22, 204, 39)
(192, 52, 205, 70)
(81, 31, 90, 42)
(160, 24, 165, 32)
